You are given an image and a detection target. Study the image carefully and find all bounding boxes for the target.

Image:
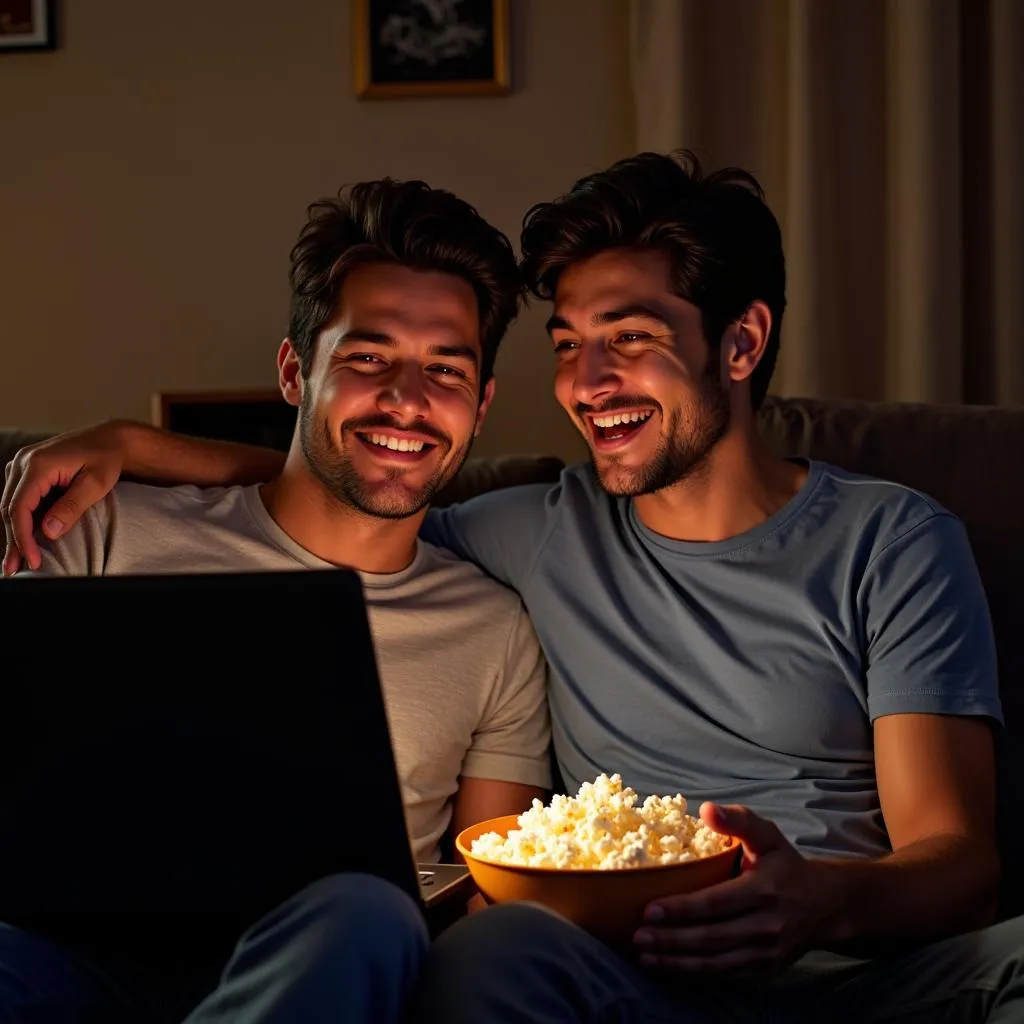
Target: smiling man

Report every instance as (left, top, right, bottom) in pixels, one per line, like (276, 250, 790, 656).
(6, 153, 1024, 1021)
(0, 179, 550, 1024)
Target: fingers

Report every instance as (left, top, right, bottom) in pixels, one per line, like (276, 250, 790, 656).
(2, 463, 47, 573)
(645, 870, 769, 924)
(2, 461, 18, 575)
(1, 547, 20, 578)
(700, 802, 786, 857)
(36, 473, 104, 545)
(2, 426, 125, 575)
(1, 455, 103, 575)
(1, 512, 21, 577)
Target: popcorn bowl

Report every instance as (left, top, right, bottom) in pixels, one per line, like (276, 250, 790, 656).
(455, 814, 742, 946)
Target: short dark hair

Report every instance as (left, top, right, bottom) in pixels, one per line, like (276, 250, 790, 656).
(519, 151, 786, 409)
(288, 178, 521, 393)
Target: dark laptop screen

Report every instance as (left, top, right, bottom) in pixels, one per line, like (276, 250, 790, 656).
(1, 569, 419, 967)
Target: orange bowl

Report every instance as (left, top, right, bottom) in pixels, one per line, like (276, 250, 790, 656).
(456, 814, 741, 946)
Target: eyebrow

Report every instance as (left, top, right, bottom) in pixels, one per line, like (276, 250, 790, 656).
(545, 304, 672, 335)
(338, 330, 479, 367)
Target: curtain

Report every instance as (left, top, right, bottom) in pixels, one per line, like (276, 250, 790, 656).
(629, 0, 1023, 405)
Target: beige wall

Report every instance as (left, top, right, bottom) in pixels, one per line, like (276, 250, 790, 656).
(0, 0, 633, 461)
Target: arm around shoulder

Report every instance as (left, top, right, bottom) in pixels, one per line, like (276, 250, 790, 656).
(18, 495, 114, 578)
(114, 420, 286, 488)
(2, 419, 284, 573)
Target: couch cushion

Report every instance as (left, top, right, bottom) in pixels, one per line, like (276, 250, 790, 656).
(433, 454, 565, 507)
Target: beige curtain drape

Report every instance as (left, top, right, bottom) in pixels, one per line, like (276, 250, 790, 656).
(630, 0, 1023, 406)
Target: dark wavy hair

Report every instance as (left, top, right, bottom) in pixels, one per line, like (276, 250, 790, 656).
(519, 151, 786, 409)
(288, 178, 521, 395)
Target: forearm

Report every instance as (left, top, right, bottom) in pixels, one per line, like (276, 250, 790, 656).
(115, 420, 286, 487)
(814, 832, 999, 953)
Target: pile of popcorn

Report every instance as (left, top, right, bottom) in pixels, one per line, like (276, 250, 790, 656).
(471, 773, 730, 869)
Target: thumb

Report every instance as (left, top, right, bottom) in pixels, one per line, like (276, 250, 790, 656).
(41, 471, 109, 539)
(700, 801, 787, 858)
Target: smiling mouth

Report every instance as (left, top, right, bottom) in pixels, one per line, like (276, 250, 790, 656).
(587, 410, 656, 450)
(355, 431, 439, 462)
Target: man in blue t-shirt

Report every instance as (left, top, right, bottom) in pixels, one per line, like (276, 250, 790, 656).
(4, 153, 1023, 1020)
(407, 153, 1022, 1021)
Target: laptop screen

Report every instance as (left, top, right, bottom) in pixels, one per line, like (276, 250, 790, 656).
(1, 569, 421, 967)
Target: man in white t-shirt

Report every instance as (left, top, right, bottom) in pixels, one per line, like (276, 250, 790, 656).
(4, 179, 551, 1024)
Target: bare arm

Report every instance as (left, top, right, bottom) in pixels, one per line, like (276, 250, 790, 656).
(116, 419, 286, 487)
(638, 714, 1000, 972)
(2, 419, 285, 573)
(814, 713, 999, 950)
(451, 776, 545, 913)
(450, 777, 544, 856)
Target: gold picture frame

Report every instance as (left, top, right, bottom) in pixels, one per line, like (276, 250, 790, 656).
(353, 0, 509, 100)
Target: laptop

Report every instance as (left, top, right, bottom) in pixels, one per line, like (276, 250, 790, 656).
(0, 569, 473, 968)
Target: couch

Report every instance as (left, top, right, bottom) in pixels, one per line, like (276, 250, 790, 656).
(3, 395, 1022, 919)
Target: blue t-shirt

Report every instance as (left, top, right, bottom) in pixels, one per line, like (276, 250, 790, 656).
(423, 461, 1001, 860)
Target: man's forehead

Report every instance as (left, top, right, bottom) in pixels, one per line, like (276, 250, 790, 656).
(339, 263, 479, 324)
(550, 285, 690, 334)
(330, 282, 481, 349)
(336, 302, 477, 334)
(552, 249, 677, 316)
(323, 306, 482, 359)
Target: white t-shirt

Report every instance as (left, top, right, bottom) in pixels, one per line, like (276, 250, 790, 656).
(33, 481, 552, 862)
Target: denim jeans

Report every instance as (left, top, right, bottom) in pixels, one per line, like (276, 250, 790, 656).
(410, 901, 1024, 1023)
(0, 873, 428, 1024)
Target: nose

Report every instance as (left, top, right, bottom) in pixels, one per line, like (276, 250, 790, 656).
(377, 362, 429, 422)
(572, 343, 621, 408)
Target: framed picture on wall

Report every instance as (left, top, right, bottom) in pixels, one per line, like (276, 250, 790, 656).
(353, 0, 509, 99)
(0, 0, 56, 52)
(153, 390, 297, 453)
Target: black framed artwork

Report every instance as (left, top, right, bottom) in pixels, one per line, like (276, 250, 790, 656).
(0, 0, 56, 52)
(152, 390, 297, 453)
(353, 0, 509, 99)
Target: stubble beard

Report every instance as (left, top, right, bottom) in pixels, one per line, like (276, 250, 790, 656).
(298, 396, 472, 520)
(592, 360, 731, 497)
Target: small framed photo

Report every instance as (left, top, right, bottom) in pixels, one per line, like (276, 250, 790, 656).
(0, 0, 56, 52)
(153, 389, 297, 453)
(353, 0, 509, 99)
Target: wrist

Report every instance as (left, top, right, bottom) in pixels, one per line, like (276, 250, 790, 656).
(807, 857, 856, 947)
(103, 418, 152, 476)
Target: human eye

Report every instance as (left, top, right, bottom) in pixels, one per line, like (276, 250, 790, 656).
(429, 363, 469, 381)
(553, 339, 579, 355)
(615, 332, 650, 344)
(341, 352, 387, 370)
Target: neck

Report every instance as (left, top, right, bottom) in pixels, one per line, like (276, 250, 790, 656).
(260, 445, 423, 575)
(632, 416, 808, 543)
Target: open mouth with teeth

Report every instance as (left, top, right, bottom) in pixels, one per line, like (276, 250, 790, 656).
(588, 410, 655, 449)
(355, 431, 438, 462)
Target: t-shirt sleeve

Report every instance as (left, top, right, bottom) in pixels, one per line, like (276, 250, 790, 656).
(25, 499, 112, 577)
(421, 483, 555, 590)
(460, 602, 552, 790)
(859, 512, 1001, 724)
